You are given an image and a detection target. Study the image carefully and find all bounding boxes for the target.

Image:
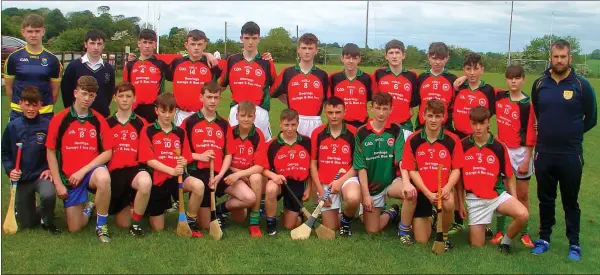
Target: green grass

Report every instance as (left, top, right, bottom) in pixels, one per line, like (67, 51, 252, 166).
(586, 59, 600, 75)
(2, 64, 600, 274)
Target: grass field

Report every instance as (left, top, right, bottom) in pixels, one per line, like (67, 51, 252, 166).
(587, 59, 600, 75)
(2, 64, 600, 274)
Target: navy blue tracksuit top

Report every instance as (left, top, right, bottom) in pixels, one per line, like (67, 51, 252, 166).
(1, 115, 50, 181)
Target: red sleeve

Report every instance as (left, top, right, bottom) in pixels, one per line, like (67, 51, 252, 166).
(226, 127, 235, 155)
(263, 140, 273, 170)
(98, 115, 113, 152)
(181, 128, 193, 163)
(451, 137, 464, 170)
(400, 136, 416, 171)
(371, 70, 379, 94)
(327, 72, 334, 98)
(45, 114, 61, 150)
(269, 60, 277, 84)
(310, 127, 319, 160)
(253, 130, 268, 167)
(525, 102, 537, 146)
(364, 72, 373, 101)
(219, 57, 230, 87)
(138, 126, 154, 163)
(123, 61, 130, 82)
(270, 69, 287, 98)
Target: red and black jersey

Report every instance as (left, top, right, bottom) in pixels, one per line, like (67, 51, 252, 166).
(401, 129, 464, 192)
(311, 123, 357, 184)
(461, 134, 513, 199)
(371, 67, 419, 125)
(329, 69, 372, 124)
(106, 112, 147, 171)
(46, 107, 112, 187)
(168, 56, 222, 112)
(220, 53, 277, 110)
(453, 81, 496, 135)
(138, 122, 192, 186)
(495, 91, 537, 148)
(123, 55, 168, 107)
(265, 133, 311, 182)
(181, 112, 230, 172)
(271, 64, 329, 116)
(226, 125, 268, 170)
(415, 69, 458, 129)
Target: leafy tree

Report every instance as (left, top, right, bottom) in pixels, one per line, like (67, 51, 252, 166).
(47, 28, 88, 51)
(522, 34, 581, 60)
(590, 49, 600, 60)
(259, 27, 296, 62)
(44, 9, 68, 39)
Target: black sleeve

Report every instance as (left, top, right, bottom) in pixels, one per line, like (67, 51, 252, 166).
(60, 61, 77, 108)
(107, 64, 116, 107)
(1, 123, 15, 174)
(166, 60, 175, 82)
(486, 85, 496, 116)
(409, 72, 420, 108)
(531, 78, 542, 119)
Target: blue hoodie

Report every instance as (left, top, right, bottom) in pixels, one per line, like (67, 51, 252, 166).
(531, 67, 597, 154)
(1, 115, 50, 181)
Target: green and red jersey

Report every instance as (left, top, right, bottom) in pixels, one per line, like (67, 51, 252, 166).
(461, 134, 513, 199)
(271, 64, 329, 116)
(415, 69, 457, 129)
(353, 120, 407, 195)
(46, 107, 112, 187)
(453, 81, 496, 136)
(220, 53, 277, 110)
(329, 69, 372, 124)
(226, 125, 268, 170)
(168, 56, 222, 112)
(138, 122, 192, 186)
(106, 112, 147, 171)
(495, 91, 537, 148)
(123, 55, 168, 107)
(265, 133, 311, 182)
(371, 67, 419, 125)
(311, 123, 357, 184)
(181, 112, 230, 172)
(401, 129, 464, 192)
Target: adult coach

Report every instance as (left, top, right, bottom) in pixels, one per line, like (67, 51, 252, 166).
(61, 29, 115, 117)
(4, 14, 61, 120)
(530, 40, 597, 262)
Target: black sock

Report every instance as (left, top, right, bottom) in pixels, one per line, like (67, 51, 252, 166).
(216, 202, 230, 216)
(454, 210, 463, 224)
(341, 214, 353, 225)
(266, 216, 276, 227)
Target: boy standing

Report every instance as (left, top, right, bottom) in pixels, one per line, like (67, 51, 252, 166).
(4, 14, 61, 120)
(138, 93, 205, 236)
(457, 106, 529, 254)
(1, 86, 58, 233)
(106, 82, 153, 237)
(46, 76, 112, 242)
(329, 43, 373, 128)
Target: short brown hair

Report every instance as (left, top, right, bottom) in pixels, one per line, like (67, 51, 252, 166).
(156, 93, 176, 111)
(298, 33, 319, 46)
(280, 108, 299, 122)
(201, 81, 222, 95)
(505, 64, 525, 79)
(463, 52, 483, 68)
(424, 99, 445, 115)
(551, 39, 570, 54)
(20, 86, 42, 103)
(469, 106, 490, 123)
(237, 100, 256, 115)
(342, 43, 361, 57)
(428, 42, 449, 58)
(385, 39, 405, 54)
(22, 14, 44, 28)
(139, 29, 157, 42)
(114, 82, 136, 95)
(76, 76, 99, 94)
(187, 29, 207, 42)
(325, 96, 345, 109)
(372, 92, 393, 107)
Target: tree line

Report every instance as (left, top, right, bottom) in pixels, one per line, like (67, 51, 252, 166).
(2, 7, 598, 76)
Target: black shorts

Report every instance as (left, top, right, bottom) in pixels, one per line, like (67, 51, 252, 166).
(134, 103, 157, 124)
(108, 166, 145, 215)
(278, 179, 306, 213)
(414, 191, 435, 218)
(345, 120, 367, 129)
(147, 175, 186, 217)
(189, 168, 232, 208)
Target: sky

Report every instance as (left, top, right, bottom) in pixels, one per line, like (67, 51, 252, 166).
(2, 1, 600, 53)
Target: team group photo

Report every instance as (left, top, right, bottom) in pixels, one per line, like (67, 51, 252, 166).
(1, 1, 599, 274)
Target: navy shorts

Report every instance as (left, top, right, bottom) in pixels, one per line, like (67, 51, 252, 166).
(63, 165, 106, 208)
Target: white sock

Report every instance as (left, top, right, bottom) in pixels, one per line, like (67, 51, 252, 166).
(501, 234, 512, 245)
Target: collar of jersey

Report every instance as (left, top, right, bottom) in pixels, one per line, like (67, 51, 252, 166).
(385, 66, 408, 76)
(111, 111, 137, 126)
(138, 55, 157, 62)
(325, 122, 348, 137)
(69, 106, 93, 120)
(196, 111, 222, 123)
(294, 63, 317, 72)
(366, 119, 392, 135)
(153, 121, 177, 134)
(342, 68, 363, 80)
(234, 124, 256, 140)
(419, 128, 445, 142)
(24, 45, 44, 55)
(424, 68, 449, 76)
(502, 91, 531, 104)
(460, 80, 486, 92)
(468, 132, 494, 148)
(183, 55, 207, 62)
(82, 54, 104, 66)
(276, 132, 303, 146)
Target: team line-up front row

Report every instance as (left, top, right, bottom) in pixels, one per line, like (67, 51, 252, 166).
(7, 67, 539, 255)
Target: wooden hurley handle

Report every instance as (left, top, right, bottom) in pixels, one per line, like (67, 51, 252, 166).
(437, 165, 443, 209)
